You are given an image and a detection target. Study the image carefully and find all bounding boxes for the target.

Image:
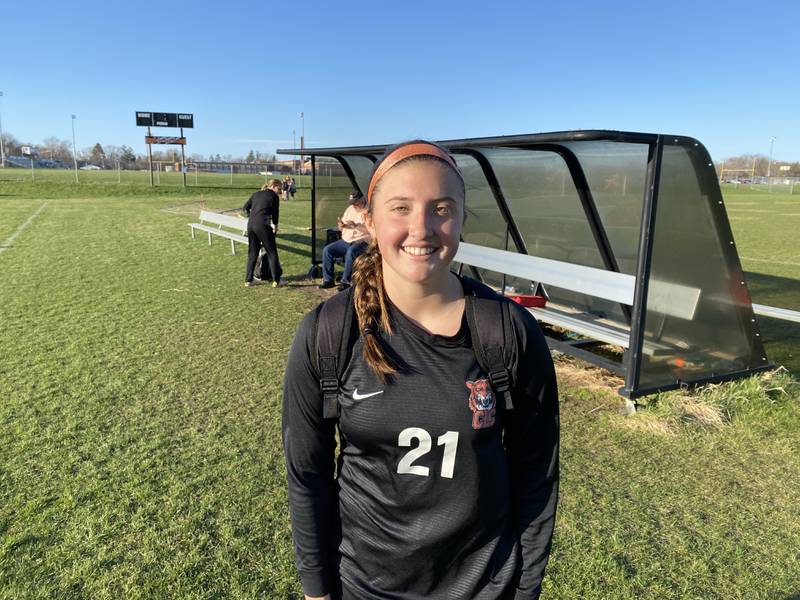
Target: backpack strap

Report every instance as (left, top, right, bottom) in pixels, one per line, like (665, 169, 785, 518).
(462, 277, 515, 411)
(314, 287, 357, 420)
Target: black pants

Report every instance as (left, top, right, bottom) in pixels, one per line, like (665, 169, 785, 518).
(246, 223, 282, 283)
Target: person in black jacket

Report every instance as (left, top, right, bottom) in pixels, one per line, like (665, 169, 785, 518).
(282, 141, 559, 600)
(243, 179, 283, 287)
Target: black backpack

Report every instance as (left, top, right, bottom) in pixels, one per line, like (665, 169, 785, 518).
(313, 277, 517, 420)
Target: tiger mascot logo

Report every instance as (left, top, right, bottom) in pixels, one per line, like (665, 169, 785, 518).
(466, 378, 496, 429)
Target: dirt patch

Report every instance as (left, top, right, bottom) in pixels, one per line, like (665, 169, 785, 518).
(554, 355, 624, 395)
(677, 400, 725, 429)
(614, 414, 679, 437)
(161, 200, 207, 216)
(280, 275, 341, 303)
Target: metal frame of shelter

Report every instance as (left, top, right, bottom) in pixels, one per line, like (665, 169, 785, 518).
(278, 130, 773, 399)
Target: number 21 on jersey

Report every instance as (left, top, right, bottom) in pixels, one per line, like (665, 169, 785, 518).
(397, 427, 459, 479)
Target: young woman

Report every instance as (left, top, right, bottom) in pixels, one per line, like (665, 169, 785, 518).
(283, 141, 559, 600)
(243, 179, 283, 287)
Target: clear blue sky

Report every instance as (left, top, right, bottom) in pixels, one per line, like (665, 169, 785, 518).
(3, 0, 799, 161)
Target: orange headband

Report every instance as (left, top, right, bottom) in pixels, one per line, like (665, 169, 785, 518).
(367, 142, 462, 203)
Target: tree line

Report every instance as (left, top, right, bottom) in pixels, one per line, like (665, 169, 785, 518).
(0, 131, 278, 169)
(3, 130, 797, 177)
(714, 153, 800, 178)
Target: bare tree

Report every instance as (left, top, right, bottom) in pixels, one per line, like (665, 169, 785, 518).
(1, 132, 22, 157)
(39, 137, 71, 163)
(104, 145, 121, 166)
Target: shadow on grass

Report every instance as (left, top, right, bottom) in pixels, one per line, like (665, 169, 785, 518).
(276, 234, 312, 261)
(745, 272, 800, 378)
(278, 233, 311, 245)
(759, 318, 800, 377)
(747, 271, 800, 301)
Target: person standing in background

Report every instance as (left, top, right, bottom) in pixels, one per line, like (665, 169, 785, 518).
(243, 179, 284, 288)
(282, 176, 291, 202)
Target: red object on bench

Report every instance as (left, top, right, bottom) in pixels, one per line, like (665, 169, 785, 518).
(509, 294, 547, 308)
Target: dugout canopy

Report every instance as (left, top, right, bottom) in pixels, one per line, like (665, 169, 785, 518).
(278, 131, 770, 399)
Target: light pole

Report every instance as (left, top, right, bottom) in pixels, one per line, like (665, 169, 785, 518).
(0, 91, 6, 168)
(767, 136, 776, 193)
(71, 115, 79, 183)
(300, 111, 304, 173)
(767, 136, 776, 177)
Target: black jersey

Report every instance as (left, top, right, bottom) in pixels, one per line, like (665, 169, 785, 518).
(243, 189, 279, 228)
(282, 288, 559, 599)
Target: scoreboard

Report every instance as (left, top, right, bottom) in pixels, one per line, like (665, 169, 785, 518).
(136, 111, 193, 128)
(136, 111, 192, 186)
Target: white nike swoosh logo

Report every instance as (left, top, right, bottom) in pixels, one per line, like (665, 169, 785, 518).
(352, 388, 384, 400)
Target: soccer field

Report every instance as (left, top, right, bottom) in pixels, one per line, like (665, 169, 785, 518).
(720, 184, 800, 374)
(0, 173, 798, 599)
(0, 165, 307, 191)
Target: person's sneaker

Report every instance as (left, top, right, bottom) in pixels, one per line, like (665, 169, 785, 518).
(245, 281, 254, 287)
(272, 279, 285, 288)
(337, 282, 351, 292)
(318, 281, 335, 289)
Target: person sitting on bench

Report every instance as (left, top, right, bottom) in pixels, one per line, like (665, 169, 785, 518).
(319, 191, 370, 290)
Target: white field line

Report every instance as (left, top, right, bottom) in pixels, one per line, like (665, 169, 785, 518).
(740, 256, 800, 268)
(0, 203, 48, 255)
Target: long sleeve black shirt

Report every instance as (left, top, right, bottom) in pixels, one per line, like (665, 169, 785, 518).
(282, 290, 559, 600)
(243, 189, 279, 228)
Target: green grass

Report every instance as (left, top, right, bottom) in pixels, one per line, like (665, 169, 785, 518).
(550, 368, 800, 600)
(0, 167, 314, 200)
(0, 166, 313, 191)
(722, 184, 800, 374)
(1, 177, 798, 599)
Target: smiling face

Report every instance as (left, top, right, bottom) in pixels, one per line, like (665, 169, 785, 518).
(366, 158, 465, 292)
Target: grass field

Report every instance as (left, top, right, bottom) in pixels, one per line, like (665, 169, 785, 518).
(1, 171, 799, 599)
(721, 184, 800, 374)
(0, 165, 307, 191)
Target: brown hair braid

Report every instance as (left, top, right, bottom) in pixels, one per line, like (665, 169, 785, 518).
(351, 240, 397, 381)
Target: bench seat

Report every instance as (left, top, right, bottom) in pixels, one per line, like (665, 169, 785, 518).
(189, 222, 248, 244)
(453, 242, 702, 355)
(529, 305, 631, 348)
(188, 210, 249, 255)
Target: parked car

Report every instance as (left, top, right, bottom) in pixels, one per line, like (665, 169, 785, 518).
(80, 164, 101, 170)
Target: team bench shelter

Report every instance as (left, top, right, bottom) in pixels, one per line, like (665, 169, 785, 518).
(278, 131, 773, 399)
